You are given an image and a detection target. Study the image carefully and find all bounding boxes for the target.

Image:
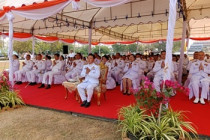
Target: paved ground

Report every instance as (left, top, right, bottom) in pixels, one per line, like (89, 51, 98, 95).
(0, 106, 121, 140)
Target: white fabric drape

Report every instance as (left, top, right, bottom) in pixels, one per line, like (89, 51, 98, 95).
(164, 0, 177, 80)
(35, 38, 58, 43)
(6, 12, 14, 87)
(88, 27, 92, 53)
(11, 1, 71, 20)
(83, 0, 130, 7)
(178, 20, 187, 84)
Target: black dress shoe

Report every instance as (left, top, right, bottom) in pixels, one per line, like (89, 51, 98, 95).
(123, 92, 127, 95)
(18, 81, 23, 85)
(32, 82, 37, 86)
(85, 102, 91, 108)
(127, 93, 131, 96)
(29, 82, 33, 85)
(81, 100, 87, 107)
(38, 84, 45, 88)
(45, 85, 51, 89)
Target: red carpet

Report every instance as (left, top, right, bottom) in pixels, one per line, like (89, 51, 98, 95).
(15, 83, 210, 136)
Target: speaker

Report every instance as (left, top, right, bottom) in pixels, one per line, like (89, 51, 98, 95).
(63, 45, 68, 54)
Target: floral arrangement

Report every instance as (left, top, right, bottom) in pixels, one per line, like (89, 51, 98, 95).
(0, 71, 24, 109)
(131, 77, 190, 116)
(0, 71, 12, 92)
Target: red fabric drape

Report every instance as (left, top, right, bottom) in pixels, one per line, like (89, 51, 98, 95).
(3, 32, 32, 38)
(35, 35, 59, 41)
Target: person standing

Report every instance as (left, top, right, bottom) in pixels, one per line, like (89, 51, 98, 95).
(77, 54, 100, 108)
(12, 54, 20, 73)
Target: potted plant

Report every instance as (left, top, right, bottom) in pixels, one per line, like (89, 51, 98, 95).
(118, 77, 197, 140)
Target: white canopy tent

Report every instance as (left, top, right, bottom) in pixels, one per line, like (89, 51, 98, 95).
(0, 0, 210, 85)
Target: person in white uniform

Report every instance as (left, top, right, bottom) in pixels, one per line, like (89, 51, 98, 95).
(184, 52, 199, 87)
(15, 55, 33, 85)
(153, 51, 170, 92)
(68, 50, 75, 58)
(65, 53, 84, 80)
(26, 54, 45, 86)
(135, 53, 147, 80)
(77, 54, 100, 108)
(38, 54, 63, 89)
(44, 55, 52, 72)
(121, 54, 139, 95)
(189, 51, 210, 104)
(12, 55, 20, 73)
(146, 56, 155, 81)
(111, 53, 125, 85)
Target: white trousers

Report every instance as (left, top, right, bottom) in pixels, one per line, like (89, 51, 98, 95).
(65, 69, 81, 80)
(14, 69, 26, 81)
(153, 75, 163, 92)
(77, 82, 98, 102)
(191, 76, 209, 99)
(26, 70, 40, 83)
(42, 71, 60, 85)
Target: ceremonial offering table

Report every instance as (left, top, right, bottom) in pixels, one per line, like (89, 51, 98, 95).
(62, 81, 80, 101)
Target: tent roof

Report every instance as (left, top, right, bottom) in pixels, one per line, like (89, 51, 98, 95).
(0, 0, 210, 43)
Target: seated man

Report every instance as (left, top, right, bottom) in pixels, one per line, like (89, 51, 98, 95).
(153, 51, 174, 92)
(65, 53, 84, 80)
(15, 54, 33, 85)
(77, 54, 100, 108)
(189, 51, 210, 104)
(44, 55, 52, 72)
(26, 54, 45, 86)
(111, 53, 125, 85)
(38, 54, 62, 89)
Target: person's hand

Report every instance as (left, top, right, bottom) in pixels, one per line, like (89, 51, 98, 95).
(22, 62, 26, 66)
(199, 63, 204, 70)
(53, 60, 56, 66)
(161, 61, 165, 68)
(129, 63, 132, 68)
(115, 62, 118, 66)
(86, 67, 91, 74)
(34, 65, 38, 69)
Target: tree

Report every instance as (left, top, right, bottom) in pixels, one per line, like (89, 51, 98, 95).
(92, 45, 111, 55)
(75, 45, 89, 57)
(112, 44, 127, 53)
(13, 40, 32, 55)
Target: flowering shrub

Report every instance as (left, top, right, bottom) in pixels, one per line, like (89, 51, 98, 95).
(131, 77, 190, 116)
(0, 71, 12, 92)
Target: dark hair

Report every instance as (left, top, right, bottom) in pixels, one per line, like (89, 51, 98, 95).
(116, 53, 121, 56)
(13, 54, 19, 59)
(77, 53, 82, 59)
(37, 54, 42, 57)
(88, 53, 95, 59)
(161, 51, 166, 54)
(54, 53, 60, 57)
(60, 55, 64, 60)
(130, 54, 136, 59)
(47, 55, 51, 60)
(102, 55, 109, 60)
(26, 54, 31, 58)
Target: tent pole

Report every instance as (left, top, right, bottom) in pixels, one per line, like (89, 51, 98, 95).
(74, 42, 76, 53)
(164, 0, 178, 81)
(32, 36, 35, 59)
(88, 25, 92, 54)
(99, 45, 101, 56)
(6, 12, 14, 88)
(178, 20, 187, 84)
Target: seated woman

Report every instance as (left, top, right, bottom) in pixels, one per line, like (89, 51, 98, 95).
(100, 55, 116, 90)
(121, 54, 139, 95)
